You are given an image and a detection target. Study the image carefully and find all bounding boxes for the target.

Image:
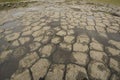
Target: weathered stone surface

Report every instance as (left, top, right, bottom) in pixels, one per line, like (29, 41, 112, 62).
(76, 35, 90, 44)
(29, 42, 41, 51)
(106, 47, 120, 56)
(73, 43, 88, 52)
(22, 30, 32, 36)
(110, 74, 120, 80)
(19, 37, 30, 45)
(88, 61, 110, 80)
(73, 52, 88, 66)
(60, 42, 72, 51)
(0, 50, 12, 64)
(19, 52, 39, 68)
(32, 29, 44, 37)
(56, 30, 66, 36)
(0, 1, 120, 80)
(90, 42, 103, 51)
(39, 44, 55, 57)
(34, 36, 43, 42)
(64, 35, 75, 43)
(0, 28, 4, 33)
(45, 64, 65, 80)
(41, 36, 51, 44)
(66, 64, 88, 80)
(5, 33, 20, 41)
(90, 50, 108, 63)
(11, 69, 31, 80)
(12, 47, 26, 58)
(32, 26, 42, 31)
(12, 40, 20, 47)
(31, 59, 50, 80)
(109, 40, 120, 49)
(109, 58, 120, 72)
(67, 29, 74, 35)
(51, 36, 61, 44)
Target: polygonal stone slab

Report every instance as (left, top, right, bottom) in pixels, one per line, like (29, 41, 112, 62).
(29, 42, 41, 51)
(90, 42, 103, 51)
(19, 37, 30, 45)
(66, 64, 88, 80)
(19, 52, 39, 68)
(73, 52, 88, 66)
(60, 42, 72, 51)
(88, 61, 110, 80)
(109, 58, 120, 72)
(109, 40, 120, 49)
(5, 33, 20, 41)
(0, 50, 12, 64)
(64, 35, 75, 44)
(39, 44, 55, 57)
(11, 69, 31, 80)
(90, 50, 108, 63)
(56, 30, 66, 36)
(76, 35, 90, 44)
(73, 43, 89, 52)
(51, 36, 61, 44)
(45, 64, 65, 80)
(31, 59, 50, 80)
(106, 47, 120, 56)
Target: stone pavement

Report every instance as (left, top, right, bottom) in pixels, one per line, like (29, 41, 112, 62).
(0, 0, 120, 80)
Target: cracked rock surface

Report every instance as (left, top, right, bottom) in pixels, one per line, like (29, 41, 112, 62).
(0, 0, 120, 80)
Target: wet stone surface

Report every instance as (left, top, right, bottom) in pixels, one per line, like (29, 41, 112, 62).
(0, 0, 120, 80)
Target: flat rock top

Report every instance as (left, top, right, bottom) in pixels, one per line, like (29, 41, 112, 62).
(0, 0, 120, 80)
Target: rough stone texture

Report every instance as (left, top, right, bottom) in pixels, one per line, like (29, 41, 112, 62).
(11, 69, 31, 80)
(0, 50, 12, 64)
(106, 47, 120, 56)
(31, 59, 50, 80)
(12, 40, 20, 47)
(34, 36, 43, 42)
(90, 42, 103, 51)
(66, 64, 88, 80)
(29, 42, 41, 51)
(19, 52, 39, 68)
(110, 74, 120, 80)
(51, 36, 61, 44)
(90, 50, 108, 63)
(39, 44, 55, 57)
(64, 35, 75, 43)
(0, 0, 120, 80)
(56, 30, 66, 36)
(22, 30, 32, 36)
(73, 52, 88, 66)
(5, 33, 20, 41)
(19, 37, 30, 45)
(76, 35, 90, 44)
(88, 61, 110, 80)
(45, 64, 65, 80)
(109, 58, 120, 72)
(109, 40, 120, 49)
(60, 42, 72, 51)
(73, 43, 88, 52)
